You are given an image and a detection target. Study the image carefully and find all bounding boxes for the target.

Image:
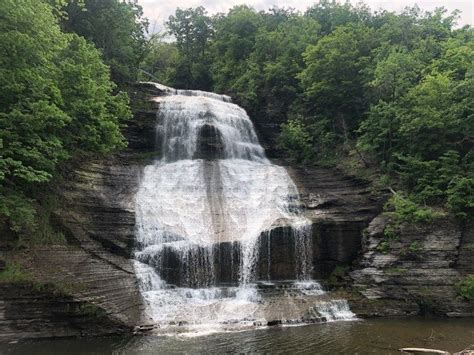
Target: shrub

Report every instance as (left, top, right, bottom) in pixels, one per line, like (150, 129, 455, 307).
(456, 275, 474, 300)
(384, 194, 441, 224)
(0, 262, 31, 283)
(279, 118, 313, 163)
(446, 177, 474, 220)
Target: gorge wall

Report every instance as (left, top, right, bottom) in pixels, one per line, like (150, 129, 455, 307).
(1, 83, 472, 341)
(249, 95, 473, 318)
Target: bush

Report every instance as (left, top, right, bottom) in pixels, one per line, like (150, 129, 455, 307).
(456, 275, 474, 300)
(279, 118, 313, 163)
(384, 194, 441, 224)
(0, 262, 31, 283)
(446, 177, 474, 220)
(0, 0, 130, 235)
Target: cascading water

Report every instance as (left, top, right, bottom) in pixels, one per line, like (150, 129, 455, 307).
(133, 83, 355, 333)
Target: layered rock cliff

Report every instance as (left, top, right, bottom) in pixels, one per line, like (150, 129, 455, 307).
(348, 217, 473, 317)
(0, 85, 159, 341)
(1, 82, 472, 341)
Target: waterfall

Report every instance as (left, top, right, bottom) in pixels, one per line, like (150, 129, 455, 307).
(133, 83, 355, 333)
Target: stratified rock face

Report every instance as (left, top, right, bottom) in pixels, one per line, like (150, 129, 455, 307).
(0, 283, 130, 342)
(349, 216, 474, 317)
(277, 164, 385, 278)
(247, 102, 473, 318)
(193, 124, 226, 160)
(2, 82, 470, 341)
(0, 83, 163, 342)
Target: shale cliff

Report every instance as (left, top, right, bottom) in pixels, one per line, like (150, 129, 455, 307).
(250, 97, 473, 318)
(1, 82, 472, 342)
(0, 85, 158, 342)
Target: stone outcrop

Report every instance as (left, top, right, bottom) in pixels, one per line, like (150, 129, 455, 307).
(285, 164, 384, 277)
(1, 82, 471, 341)
(248, 97, 473, 318)
(0, 283, 129, 342)
(0, 83, 162, 342)
(348, 216, 474, 317)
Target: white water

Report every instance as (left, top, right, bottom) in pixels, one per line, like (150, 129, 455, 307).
(133, 83, 355, 332)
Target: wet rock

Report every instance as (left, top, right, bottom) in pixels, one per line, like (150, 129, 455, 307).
(193, 124, 226, 160)
(0, 283, 132, 342)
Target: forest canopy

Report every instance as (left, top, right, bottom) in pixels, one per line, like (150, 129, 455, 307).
(140, 1, 473, 220)
(0, 0, 472, 237)
(0, 0, 143, 234)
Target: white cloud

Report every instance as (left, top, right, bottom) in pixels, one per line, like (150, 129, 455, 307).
(139, 0, 473, 32)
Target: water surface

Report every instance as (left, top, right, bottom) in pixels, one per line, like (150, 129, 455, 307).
(2, 318, 473, 354)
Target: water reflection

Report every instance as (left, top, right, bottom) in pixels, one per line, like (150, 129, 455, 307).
(2, 318, 473, 354)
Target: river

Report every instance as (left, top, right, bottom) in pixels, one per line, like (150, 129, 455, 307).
(2, 318, 473, 354)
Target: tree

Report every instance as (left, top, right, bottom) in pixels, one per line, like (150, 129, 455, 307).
(166, 7, 213, 90)
(211, 6, 264, 94)
(0, 0, 130, 233)
(139, 38, 179, 85)
(61, 0, 148, 84)
(299, 24, 375, 139)
(305, 0, 372, 35)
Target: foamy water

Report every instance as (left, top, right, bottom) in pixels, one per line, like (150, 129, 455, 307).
(133, 84, 355, 333)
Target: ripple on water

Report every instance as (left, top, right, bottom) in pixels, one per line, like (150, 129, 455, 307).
(2, 318, 473, 354)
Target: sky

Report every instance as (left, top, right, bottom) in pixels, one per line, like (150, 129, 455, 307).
(138, 0, 473, 32)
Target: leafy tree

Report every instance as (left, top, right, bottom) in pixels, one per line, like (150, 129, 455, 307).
(299, 24, 375, 139)
(166, 7, 213, 90)
(61, 0, 148, 84)
(357, 25, 473, 218)
(305, 0, 372, 35)
(139, 39, 179, 85)
(211, 6, 264, 95)
(279, 118, 313, 163)
(0, 0, 130, 234)
(168, 7, 213, 60)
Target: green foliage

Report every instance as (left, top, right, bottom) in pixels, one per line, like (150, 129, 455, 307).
(383, 223, 398, 240)
(456, 275, 474, 300)
(0, 190, 36, 234)
(166, 7, 213, 90)
(74, 303, 107, 319)
(384, 195, 441, 224)
(446, 177, 474, 219)
(139, 39, 179, 85)
(299, 23, 375, 138)
(0, 262, 31, 284)
(279, 118, 313, 163)
(0, 0, 130, 235)
(408, 241, 422, 253)
(377, 223, 400, 254)
(61, 0, 148, 84)
(376, 240, 391, 254)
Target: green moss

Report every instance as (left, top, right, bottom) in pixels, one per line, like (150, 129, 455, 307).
(456, 275, 474, 300)
(383, 223, 399, 240)
(70, 303, 107, 319)
(0, 260, 85, 298)
(376, 240, 391, 254)
(408, 241, 422, 253)
(0, 262, 31, 283)
(376, 224, 400, 254)
(13, 193, 67, 247)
